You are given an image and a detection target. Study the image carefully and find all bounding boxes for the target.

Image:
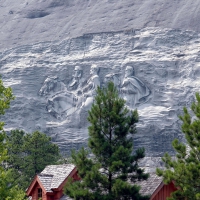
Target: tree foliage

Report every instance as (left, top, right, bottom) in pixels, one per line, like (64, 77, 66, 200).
(0, 78, 14, 130)
(157, 93, 200, 200)
(0, 78, 26, 200)
(7, 129, 61, 190)
(65, 82, 149, 200)
(0, 175, 26, 200)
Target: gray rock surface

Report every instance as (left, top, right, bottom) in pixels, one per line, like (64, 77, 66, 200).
(1, 27, 200, 157)
(1, 0, 200, 50)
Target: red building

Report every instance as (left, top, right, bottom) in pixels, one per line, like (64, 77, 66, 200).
(26, 164, 79, 200)
(138, 172, 178, 200)
(27, 165, 177, 200)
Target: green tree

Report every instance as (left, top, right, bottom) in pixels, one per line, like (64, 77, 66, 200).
(0, 177, 26, 200)
(0, 78, 14, 129)
(65, 82, 149, 200)
(7, 130, 61, 189)
(157, 93, 200, 200)
(6, 129, 27, 189)
(0, 78, 26, 199)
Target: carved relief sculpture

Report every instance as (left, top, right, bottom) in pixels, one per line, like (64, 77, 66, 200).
(39, 64, 151, 120)
(67, 66, 85, 91)
(120, 65, 151, 108)
(38, 76, 66, 97)
(39, 66, 84, 119)
(39, 65, 101, 120)
(76, 64, 100, 111)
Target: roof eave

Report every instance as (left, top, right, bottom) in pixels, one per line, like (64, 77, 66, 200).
(26, 175, 49, 196)
(150, 181, 164, 200)
(57, 166, 78, 191)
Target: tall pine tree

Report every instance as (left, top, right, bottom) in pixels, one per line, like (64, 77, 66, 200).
(65, 82, 149, 200)
(157, 93, 200, 200)
(0, 78, 26, 200)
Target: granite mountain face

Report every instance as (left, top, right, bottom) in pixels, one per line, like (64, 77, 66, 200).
(1, 1, 200, 164)
(1, 0, 200, 50)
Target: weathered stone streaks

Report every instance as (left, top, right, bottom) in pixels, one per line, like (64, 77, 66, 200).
(1, 27, 200, 157)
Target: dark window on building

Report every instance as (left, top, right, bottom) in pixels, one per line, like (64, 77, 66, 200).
(38, 188, 42, 199)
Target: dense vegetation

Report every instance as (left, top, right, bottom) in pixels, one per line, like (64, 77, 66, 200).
(65, 82, 149, 200)
(157, 93, 200, 200)
(0, 77, 62, 199)
(0, 78, 26, 199)
(1, 75, 200, 200)
(6, 129, 61, 190)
